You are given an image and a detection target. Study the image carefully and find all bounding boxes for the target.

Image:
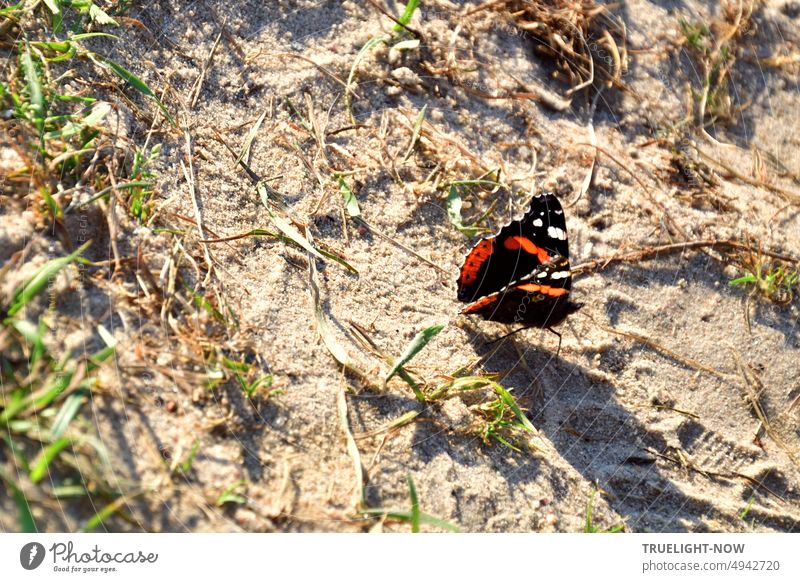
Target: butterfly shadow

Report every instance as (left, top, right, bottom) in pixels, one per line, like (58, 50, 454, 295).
(451, 318, 789, 531)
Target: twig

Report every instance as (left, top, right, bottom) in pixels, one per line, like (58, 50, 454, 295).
(692, 144, 800, 205)
(354, 216, 449, 275)
(642, 447, 789, 503)
(601, 325, 734, 381)
(731, 348, 799, 470)
(572, 238, 800, 277)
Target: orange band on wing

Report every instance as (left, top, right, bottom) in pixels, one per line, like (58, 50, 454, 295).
(503, 236, 550, 263)
(458, 239, 494, 286)
(516, 283, 568, 297)
(461, 294, 498, 313)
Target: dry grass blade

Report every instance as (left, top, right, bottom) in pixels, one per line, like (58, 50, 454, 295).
(354, 217, 448, 275)
(190, 23, 224, 109)
(181, 123, 214, 285)
(337, 387, 365, 512)
(307, 234, 376, 390)
(307, 230, 349, 367)
(402, 104, 427, 162)
(355, 410, 421, 440)
(234, 109, 268, 168)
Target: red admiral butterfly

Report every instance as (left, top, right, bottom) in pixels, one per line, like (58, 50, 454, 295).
(457, 192, 581, 333)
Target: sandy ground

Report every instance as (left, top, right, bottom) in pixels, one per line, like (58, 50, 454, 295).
(2, 0, 800, 532)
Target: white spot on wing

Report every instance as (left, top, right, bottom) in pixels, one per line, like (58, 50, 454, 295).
(536, 271, 548, 278)
(550, 271, 569, 279)
(532, 218, 543, 227)
(547, 226, 566, 240)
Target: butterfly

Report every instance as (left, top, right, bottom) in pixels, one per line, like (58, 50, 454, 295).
(457, 193, 581, 341)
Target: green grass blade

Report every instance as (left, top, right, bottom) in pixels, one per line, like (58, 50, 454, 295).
(50, 390, 87, 439)
(729, 274, 756, 286)
(361, 508, 460, 532)
(6, 241, 91, 317)
(216, 480, 247, 507)
(69, 32, 120, 42)
(0, 2, 25, 16)
(0, 368, 74, 424)
(490, 383, 536, 433)
(446, 185, 483, 237)
(336, 175, 361, 218)
(407, 473, 420, 533)
(384, 324, 445, 387)
(0, 468, 37, 532)
(393, 0, 420, 32)
(21, 46, 45, 135)
(29, 437, 72, 483)
(13, 489, 38, 532)
(314, 245, 358, 274)
(402, 104, 426, 161)
(102, 58, 175, 126)
(585, 489, 597, 532)
(80, 493, 140, 532)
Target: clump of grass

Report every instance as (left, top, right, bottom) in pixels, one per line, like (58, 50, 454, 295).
(429, 375, 539, 452)
(374, 324, 539, 451)
(1, 6, 173, 232)
(1, 1, 271, 533)
(446, 175, 504, 237)
(497, 0, 628, 92)
(214, 354, 275, 400)
(1, 244, 120, 531)
(676, 2, 756, 130)
(729, 253, 799, 305)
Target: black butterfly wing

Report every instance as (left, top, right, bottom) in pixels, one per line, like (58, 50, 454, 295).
(457, 193, 569, 303)
(461, 256, 579, 326)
